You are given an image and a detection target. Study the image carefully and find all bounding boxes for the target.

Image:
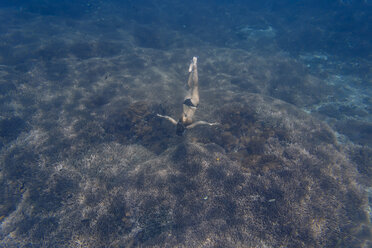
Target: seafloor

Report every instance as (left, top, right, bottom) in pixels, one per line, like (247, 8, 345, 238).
(0, 1, 371, 247)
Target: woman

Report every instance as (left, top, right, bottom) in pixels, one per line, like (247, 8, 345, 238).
(157, 57, 218, 136)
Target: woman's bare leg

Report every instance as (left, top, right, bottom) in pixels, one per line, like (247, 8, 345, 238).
(189, 57, 199, 106)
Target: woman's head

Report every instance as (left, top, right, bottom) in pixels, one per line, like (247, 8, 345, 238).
(176, 119, 186, 136)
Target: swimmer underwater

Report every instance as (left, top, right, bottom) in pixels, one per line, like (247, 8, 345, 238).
(157, 57, 219, 136)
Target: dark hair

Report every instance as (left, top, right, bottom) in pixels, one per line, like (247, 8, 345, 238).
(176, 120, 186, 136)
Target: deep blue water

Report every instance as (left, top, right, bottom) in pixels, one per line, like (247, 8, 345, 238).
(0, 0, 371, 247)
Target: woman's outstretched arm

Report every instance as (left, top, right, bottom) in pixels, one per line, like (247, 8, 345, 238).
(186, 120, 219, 129)
(156, 114, 178, 125)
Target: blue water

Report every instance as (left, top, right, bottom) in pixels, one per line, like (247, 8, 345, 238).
(0, 1, 371, 247)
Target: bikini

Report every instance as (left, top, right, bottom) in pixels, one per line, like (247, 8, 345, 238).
(183, 98, 197, 108)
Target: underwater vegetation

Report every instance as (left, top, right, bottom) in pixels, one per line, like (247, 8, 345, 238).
(1, 92, 370, 247)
